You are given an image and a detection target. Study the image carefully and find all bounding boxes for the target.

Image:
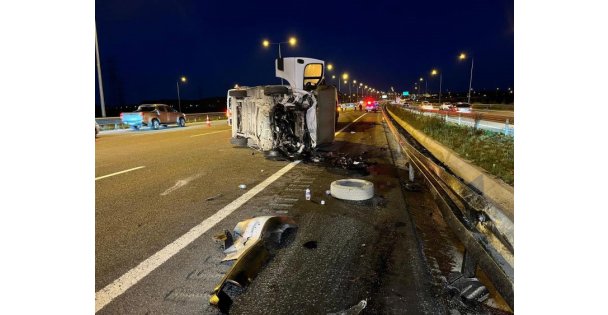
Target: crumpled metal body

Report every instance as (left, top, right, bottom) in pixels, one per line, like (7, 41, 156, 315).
(210, 216, 297, 313)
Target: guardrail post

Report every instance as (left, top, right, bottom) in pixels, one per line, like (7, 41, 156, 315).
(409, 163, 415, 182)
(504, 119, 510, 136)
(461, 249, 478, 278)
(114, 123, 118, 130)
(458, 114, 461, 125)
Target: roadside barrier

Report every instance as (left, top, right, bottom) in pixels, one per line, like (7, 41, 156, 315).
(95, 112, 226, 130)
(382, 105, 514, 310)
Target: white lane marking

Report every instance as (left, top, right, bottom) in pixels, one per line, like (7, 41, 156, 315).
(95, 166, 145, 181)
(160, 173, 204, 196)
(190, 129, 230, 137)
(335, 113, 367, 136)
(95, 160, 301, 312)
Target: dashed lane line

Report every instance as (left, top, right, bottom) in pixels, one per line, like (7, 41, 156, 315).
(95, 166, 146, 181)
(95, 160, 301, 312)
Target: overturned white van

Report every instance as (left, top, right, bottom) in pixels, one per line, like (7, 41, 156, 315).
(226, 57, 338, 159)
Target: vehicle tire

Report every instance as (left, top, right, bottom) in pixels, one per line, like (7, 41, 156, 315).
(230, 137, 248, 147)
(178, 117, 186, 127)
(263, 85, 289, 96)
(228, 90, 248, 98)
(330, 179, 374, 201)
(151, 119, 160, 130)
(131, 125, 140, 131)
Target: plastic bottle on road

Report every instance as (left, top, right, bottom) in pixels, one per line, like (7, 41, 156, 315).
(305, 188, 311, 201)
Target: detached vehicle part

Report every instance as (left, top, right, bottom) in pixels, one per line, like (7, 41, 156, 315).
(209, 216, 297, 313)
(226, 57, 338, 158)
(330, 179, 374, 201)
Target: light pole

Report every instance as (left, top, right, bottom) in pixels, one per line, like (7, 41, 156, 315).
(95, 22, 106, 117)
(263, 37, 297, 84)
(341, 73, 349, 103)
(176, 76, 186, 113)
(353, 80, 357, 101)
(459, 53, 474, 105)
(431, 69, 442, 104)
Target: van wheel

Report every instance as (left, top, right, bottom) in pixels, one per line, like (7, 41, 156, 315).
(151, 119, 160, 130)
(230, 137, 248, 147)
(229, 90, 247, 98)
(131, 125, 140, 130)
(178, 117, 186, 127)
(263, 85, 289, 96)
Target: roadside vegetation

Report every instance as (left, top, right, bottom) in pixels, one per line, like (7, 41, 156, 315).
(388, 105, 514, 186)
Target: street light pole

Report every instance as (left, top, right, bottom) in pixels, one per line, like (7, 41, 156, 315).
(439, 74, 442, 104)
(95, 22, 106, 117)
(176, 81, 181, 113)
(177, 76, 186, 113)
(468, 58, 474, 105)
(263, 37, 297, 85)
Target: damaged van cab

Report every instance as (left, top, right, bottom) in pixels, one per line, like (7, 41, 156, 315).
(226, 57, 338, 159)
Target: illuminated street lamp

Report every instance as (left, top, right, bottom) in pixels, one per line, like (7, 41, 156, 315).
(459, 52, 474, 105)
(262, 37, 297, 58)
(431, 69, 442, 104)
(263, 37, 298, 85)
(176, 76, 187, 113)
(340, 73, 349, 98)
(359, 82, 363, 99)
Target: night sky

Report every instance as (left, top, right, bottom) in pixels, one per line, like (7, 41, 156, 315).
(95, 0, 513, 108)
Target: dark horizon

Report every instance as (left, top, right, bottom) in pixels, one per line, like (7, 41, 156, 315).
(95, 0, 514, 110)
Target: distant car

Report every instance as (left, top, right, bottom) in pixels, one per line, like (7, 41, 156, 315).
(455, 102, 472, 112)
(439, 103, 457, 111)
(120, 104, 186, 130)
(420, 101, 433, 110)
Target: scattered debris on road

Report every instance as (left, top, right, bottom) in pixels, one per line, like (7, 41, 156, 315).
(238, 184, 247, 190)
(446, 273, 489, 306)
(209, 216, 297, 313)
(327, 299, 368, 315)
(205, 193, 223, 201)
(303, 240, 318, 249)
(330, 179, 374, 201)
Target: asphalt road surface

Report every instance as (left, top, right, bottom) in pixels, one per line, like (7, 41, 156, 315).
(95, 112, 510, 314)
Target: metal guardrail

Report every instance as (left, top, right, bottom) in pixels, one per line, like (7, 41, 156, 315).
(381, 106, 514, 310)
(393, 104, 514, 136)
(95, 112, 226, 130)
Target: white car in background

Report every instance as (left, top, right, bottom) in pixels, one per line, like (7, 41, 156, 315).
(420, 101, 433, 110)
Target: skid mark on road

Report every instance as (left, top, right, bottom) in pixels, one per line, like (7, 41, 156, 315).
(95, 160, 301, 313)
(96, 166, 145, 181)
(161, 173, 204, 196)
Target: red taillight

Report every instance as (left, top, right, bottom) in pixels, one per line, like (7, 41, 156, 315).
(120, 113, 123, 118)
(226, 109, 231, 118)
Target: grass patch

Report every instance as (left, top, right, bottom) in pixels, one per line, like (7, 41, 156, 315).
(388, 105, 514, 186)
